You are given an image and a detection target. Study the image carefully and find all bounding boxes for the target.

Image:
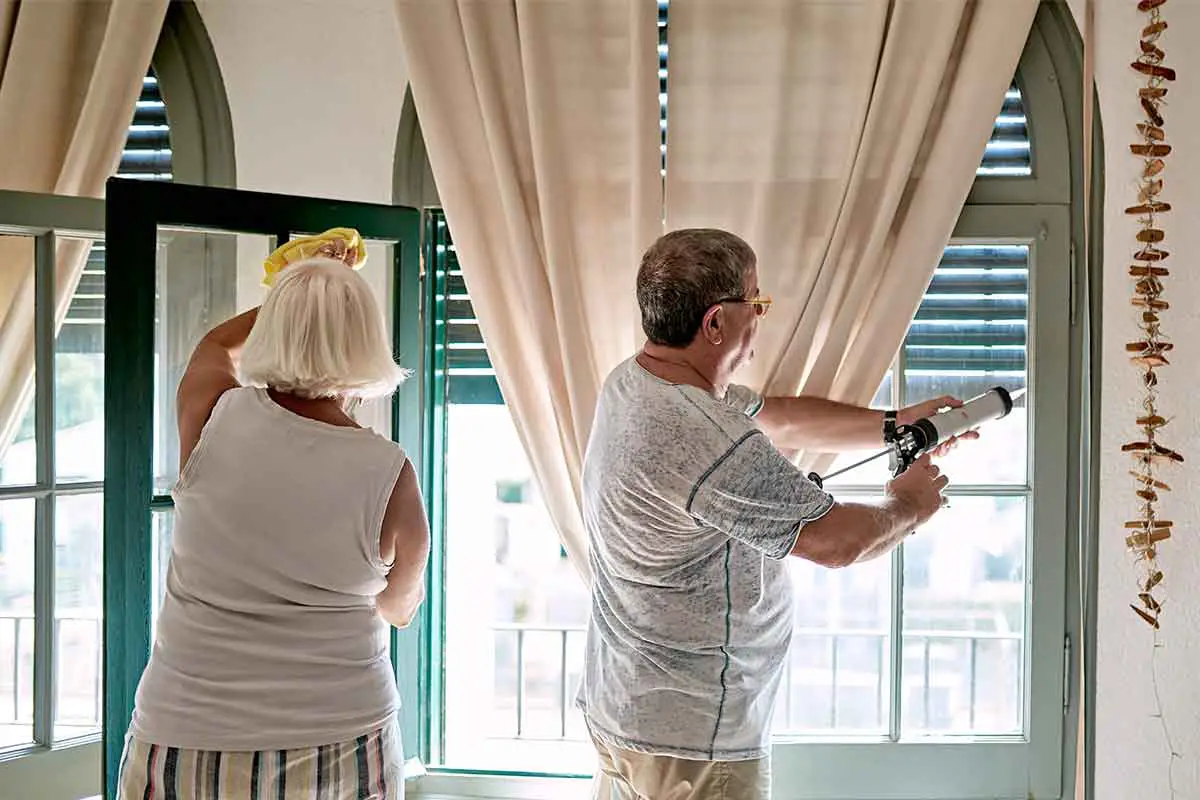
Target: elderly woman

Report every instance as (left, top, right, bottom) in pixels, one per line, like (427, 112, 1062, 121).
(117, 231, 429, 799)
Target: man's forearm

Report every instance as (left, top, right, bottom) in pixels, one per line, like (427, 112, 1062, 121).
(791, 496, 919, 567)
(756, 396, 887, 452)
(851, 499, 917, 564)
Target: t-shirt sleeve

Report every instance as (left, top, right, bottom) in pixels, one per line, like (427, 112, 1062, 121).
(686, 430, 835, 560)
(721, 384, 765, 418)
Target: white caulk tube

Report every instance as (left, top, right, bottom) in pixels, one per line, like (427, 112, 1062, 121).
(814, 386, 1026, 485)
(904, 386, 1022, 454)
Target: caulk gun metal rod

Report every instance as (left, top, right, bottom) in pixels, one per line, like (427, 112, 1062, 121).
(819, 447, 893, 483)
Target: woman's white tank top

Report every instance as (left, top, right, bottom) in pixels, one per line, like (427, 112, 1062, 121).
(129, 387, 408, 751)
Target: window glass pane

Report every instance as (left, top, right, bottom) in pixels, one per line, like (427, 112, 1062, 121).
(154, 231, 268, 494)
(56, 238, 106, 484)
(0, 497, 35, 747)
(151, 511, 174, 638)
(441, 403, 592, 773)
(0, 236, 37, 488)
(903, 374, 1028, 486)
(903, 244, 1028, 486)
(775, 543, 891, 734)
(901, 495, 1025, 736)
(54, 493, 102, 739)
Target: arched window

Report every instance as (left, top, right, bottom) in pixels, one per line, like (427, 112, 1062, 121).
(0, 1, 231, 762)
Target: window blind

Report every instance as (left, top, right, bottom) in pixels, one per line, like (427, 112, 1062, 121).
(905, 244, 1029, 376)
(60, 69, 172, 353)
(979, 86, 1031, 176)
(431, 213, 501, 404)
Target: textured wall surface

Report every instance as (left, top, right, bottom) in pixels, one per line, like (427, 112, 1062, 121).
(1093, 1, 1200, 799)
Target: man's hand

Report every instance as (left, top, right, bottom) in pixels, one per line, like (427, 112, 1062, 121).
(885, 454, 949, 529)
(897, 394, 959, 426)
(794, 454, 953, 567)
(897, 394, 980, 458)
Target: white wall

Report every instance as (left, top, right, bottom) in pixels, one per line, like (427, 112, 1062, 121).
(0, 744, 99, 800)
(1093, 1, 1200, 799)
(196, 0, 409, 204)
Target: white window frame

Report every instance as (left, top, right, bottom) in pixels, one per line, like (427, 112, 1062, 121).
(768, 203, 1070, 800)
(0, 192, 106, 761)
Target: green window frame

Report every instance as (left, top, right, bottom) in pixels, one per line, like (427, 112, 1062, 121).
(101, 179, 423, 795)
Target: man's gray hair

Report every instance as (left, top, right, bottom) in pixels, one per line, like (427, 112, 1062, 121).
(636, 228, 757, 347)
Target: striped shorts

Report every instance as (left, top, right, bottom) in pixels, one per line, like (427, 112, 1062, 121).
(116, 724, 403, 799)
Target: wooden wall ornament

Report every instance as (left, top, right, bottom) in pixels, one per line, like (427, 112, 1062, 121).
(1125, 0, 1180, 630)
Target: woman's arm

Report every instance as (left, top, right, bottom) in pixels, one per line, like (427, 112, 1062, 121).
(176, 307, 259, 472)
(376, 460, 432, 628)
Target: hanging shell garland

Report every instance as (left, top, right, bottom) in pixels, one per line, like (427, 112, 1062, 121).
(1124, 0, 1180, 628)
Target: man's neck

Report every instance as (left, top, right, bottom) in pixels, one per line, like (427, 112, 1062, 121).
(637, 343, 726, 395)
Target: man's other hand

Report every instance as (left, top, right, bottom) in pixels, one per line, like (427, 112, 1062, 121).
(885, 454, 949, 528)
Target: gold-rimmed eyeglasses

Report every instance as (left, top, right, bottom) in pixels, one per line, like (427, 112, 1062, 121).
(715, 294, 773, 317)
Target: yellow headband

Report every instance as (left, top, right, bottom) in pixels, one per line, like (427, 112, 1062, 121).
(262, 227, 369, 287)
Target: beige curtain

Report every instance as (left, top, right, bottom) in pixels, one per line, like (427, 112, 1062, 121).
(664, 0, 1039, 468)
(0, 0, 168, 460)
(394, 0, 662, 575)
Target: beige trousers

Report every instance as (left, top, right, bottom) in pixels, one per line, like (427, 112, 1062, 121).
(589, 730, 771, 800)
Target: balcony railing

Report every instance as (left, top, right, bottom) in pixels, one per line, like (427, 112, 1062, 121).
(487, 622, 1023, 744)
(1, 612, 103, 733)
(491, 622, 587, 741)
(775, 628, 1024, 734)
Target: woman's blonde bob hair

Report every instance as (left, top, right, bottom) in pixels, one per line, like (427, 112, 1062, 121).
(240, 257, 406, 399)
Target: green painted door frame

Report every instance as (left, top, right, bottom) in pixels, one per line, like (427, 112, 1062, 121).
(102, 178, 423, 797)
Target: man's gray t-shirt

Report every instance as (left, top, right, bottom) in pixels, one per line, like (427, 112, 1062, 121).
(577, 358, 835, 761)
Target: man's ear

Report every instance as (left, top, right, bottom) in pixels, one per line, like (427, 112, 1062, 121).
(701, 306, 724, 346)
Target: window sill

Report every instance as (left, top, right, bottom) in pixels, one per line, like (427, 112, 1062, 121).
(407, 772, 1057, 800)
(409, 771, 591, 800)
(0, 732, 101, 764)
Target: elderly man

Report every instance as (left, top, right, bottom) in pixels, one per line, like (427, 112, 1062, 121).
(576, 228, 960, 800)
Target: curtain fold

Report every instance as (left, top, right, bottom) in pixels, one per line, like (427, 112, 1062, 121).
(664, 0, 1039, 469)
(394, 0, 661, 577)
(0, 0, 168, 460)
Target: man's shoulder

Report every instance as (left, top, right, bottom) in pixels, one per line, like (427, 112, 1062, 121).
(599, 363, 748, 431)
(591, 376, 758, 480)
